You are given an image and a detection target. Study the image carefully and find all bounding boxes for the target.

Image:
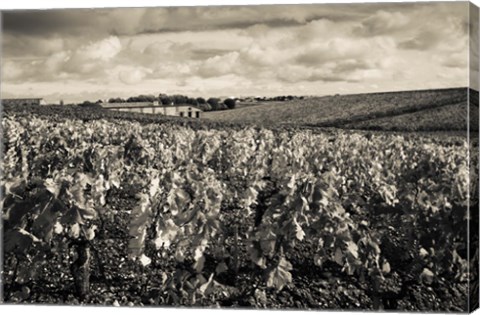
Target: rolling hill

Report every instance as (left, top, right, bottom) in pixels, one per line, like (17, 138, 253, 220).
(204, 88, 478, 132)
(345, 100, 478, 132)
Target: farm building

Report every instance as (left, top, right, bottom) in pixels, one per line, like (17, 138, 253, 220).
(100, 101, 203, 118)
(2, 98, 47, 106)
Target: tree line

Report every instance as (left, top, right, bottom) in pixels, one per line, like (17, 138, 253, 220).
(105, 94, 235, 111)
(80, 93, 305, 111)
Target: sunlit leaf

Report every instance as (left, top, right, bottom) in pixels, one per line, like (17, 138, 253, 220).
(266, 257, 293, 291)
(139, 254, 152, 267)
(334, 247, 343, 265)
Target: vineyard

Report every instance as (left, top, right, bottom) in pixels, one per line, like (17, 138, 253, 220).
(2, 110, 478, 311)
(204, 88, 477, 132)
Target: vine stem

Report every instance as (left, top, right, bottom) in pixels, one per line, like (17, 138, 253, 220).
(233, 225, 239, 276)
(6, 256, 20, 300)
(70, 239, 91, 301)
(80, 225, 106, 280)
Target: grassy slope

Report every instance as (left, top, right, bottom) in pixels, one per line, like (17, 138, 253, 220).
(204, 88, 472, 131)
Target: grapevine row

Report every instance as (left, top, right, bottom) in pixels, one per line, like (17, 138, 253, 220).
(2, 113, 475, 306)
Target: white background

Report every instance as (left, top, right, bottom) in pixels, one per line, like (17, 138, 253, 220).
(1, 0, 479, 315)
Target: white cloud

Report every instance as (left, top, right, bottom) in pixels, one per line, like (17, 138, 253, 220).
(2, 60, 24, 81)
(295, 37, 395, 67)
(80, 36, 122, 61)
(119, 67, 150, 85)
(1, 3, 472, 102)
(196, 52, 239, 78)
(239, 44, 290, 67)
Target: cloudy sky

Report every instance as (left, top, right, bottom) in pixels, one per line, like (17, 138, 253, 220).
(1, 2, 474, 103)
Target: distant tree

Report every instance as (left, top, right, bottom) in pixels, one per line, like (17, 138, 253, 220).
(223, 98, 236, 109)
(207, 97, 220, 110)
(196, 97, 206, 105)
(217, 102, 228, 110)
(80, 100, 95, 106)
(198, 103, 212, 111)
(126, 95, 155, 103)
(172, 94, 188, 105)
(79, 100, 101, 108)
(108, 97, 125, 103)
(159, 94, 173, 105)
(272, 96, 284, 101)
(140, 94, 156, 102)
(186, 97, 199, 106)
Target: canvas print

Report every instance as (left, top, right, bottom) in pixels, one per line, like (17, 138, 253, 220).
(1, 1, 479, 312)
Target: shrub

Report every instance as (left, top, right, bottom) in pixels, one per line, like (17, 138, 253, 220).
(198, 103, 212, 111)
(207, 98, 220, 110)
(223, 98, 236, 109)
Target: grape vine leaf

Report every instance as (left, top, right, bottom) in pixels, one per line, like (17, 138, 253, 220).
(4, 228, 40, 254)
(266, 257, 293, 291)
(155, 218, 179, 249)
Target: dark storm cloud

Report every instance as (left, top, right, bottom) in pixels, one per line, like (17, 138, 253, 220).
(137, 19, 306, 34)
(2, 3, 426, 38)
(3, 8, 130, 38)
(3, 9, 99, 36)
(2, 6, 306, 38)
(2, 33, 65, 57)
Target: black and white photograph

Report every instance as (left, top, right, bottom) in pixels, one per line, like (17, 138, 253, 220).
(1, 0, 479, 312)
